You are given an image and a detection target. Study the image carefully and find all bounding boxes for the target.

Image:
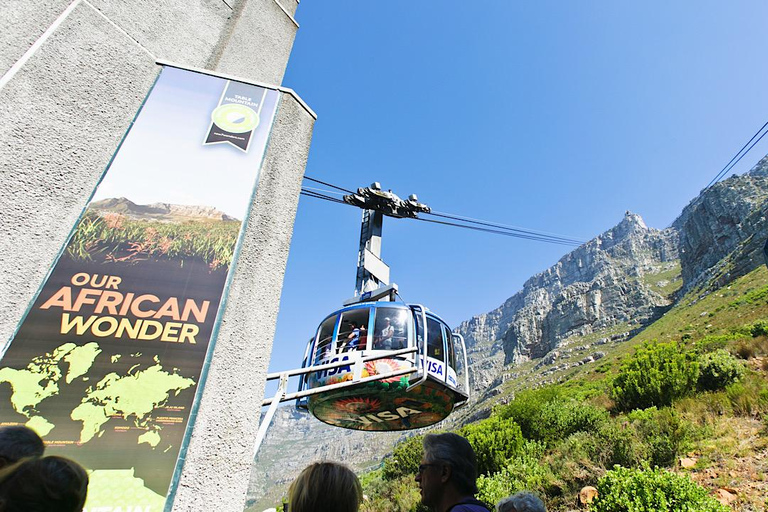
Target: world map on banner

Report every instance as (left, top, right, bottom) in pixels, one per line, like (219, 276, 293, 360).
(0, 342, 194, 448)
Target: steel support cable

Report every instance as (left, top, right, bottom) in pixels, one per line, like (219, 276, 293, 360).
(300, 189, 349, 205)
(410, 216, 582, 246)
(709, 126, 768, 186)
(303, 176, 354, 194)
(300, 178, 584, 246)
(705, 120, 768, 189)
(425, 211, 585, 244)
(302, 185, 345, 196)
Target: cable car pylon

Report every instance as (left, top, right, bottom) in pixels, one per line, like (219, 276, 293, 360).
(254, 183, 469, 455)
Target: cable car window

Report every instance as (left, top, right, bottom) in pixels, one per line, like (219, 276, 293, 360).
(426, 317, 444, 360)
(338, 309, 370, 352)
(414, 309, 425, 351)
(373, 307, 409, 350)
(445, 326, 456, 369)
(314, 315, 337, 363)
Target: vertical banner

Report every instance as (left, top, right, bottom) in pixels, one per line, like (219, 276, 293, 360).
(0, 67, 280, 511)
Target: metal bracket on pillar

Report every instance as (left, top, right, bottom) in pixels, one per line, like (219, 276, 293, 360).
(253, 372, 289, 457)
(343, 182, 430, 299)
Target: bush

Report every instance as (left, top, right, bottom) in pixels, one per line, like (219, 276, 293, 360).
(694, 334, 736, 354)
(725, 377, 768, 417)
(475, 442, 553, 507)
(611, 341, 699, 411)
(360, 473, 424, 512)
(383, 435, 424, 481)
(627, 407, 697, 468)
(592, 466, 729, 512)
(595, 421, 648, 469)
(750, 319, 768, 337)
(496, 387, 562, 440)
(497, 388, 608, 444)
(535, 400, 608, 443)
(462, 415, 525, 475)
(698, 349, 745, 391)
(736, 342, 756, 359)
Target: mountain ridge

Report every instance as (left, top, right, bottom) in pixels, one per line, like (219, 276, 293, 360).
(89, 197, 238, 222)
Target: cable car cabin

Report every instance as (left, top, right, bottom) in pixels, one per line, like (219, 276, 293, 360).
(297, 302, 470, 431)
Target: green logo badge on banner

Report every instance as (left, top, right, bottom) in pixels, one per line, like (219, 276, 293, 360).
(210, 104, 260, 134)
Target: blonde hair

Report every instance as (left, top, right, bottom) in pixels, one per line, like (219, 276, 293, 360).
(288, 461, 362, 512)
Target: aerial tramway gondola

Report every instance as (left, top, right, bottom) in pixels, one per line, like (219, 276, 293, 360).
(256, 184, 470, 450)
(297, 297, 469, 431)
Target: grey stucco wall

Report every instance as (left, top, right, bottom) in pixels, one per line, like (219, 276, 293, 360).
(0, 0, 314, 510)
(0, 1, 160, 351)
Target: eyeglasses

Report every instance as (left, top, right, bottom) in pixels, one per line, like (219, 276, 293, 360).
(416, 463, 440, 475)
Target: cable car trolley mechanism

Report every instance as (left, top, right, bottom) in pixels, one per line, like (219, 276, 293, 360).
(255, 183, 470, 452)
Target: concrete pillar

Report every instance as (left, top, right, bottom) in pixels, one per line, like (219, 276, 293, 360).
(0, 1, 314, 510)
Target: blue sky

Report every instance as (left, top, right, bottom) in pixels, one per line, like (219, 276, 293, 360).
(264, 1, 768, 378)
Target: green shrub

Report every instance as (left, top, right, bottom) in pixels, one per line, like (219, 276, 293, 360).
(496, 387, 562, 440)
(475, 442, 553, 506)
(497, 388, 607, 443)
(694, 334, 735, 354)
(698, 349, 745, 391)
(547, 432, 606, 494)
(729, 284, 768, 307)
(535, 400, 608, 443)
(611, 341, 699, 411)
(592, 466, 729, 512)
(383, 435, 424, 481)
(595, 422, 648, 469)
(750, 319, 768, 337)
(361, 473, 424, 512)
(627, 407, 696, 468)
(462, 415, 525, 475)
(725, 377, 768, 417)
(736, 342, 756, 359)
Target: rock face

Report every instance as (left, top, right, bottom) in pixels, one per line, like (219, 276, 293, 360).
(674, 156, 768, 294)
(459, 212, 678, 365)
(90, 197, 238, 222)
(459, 156, 768, 368)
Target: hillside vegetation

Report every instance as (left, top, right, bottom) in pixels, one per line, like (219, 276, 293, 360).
(360, 266, 768, 512)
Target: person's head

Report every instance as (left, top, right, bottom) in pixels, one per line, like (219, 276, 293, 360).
(416, 433, 478, 510)
(497, 492, 546, 512)
(0, 455, 88, 512)
(0, 426, 44, 468)
(288, 461, 362, 512)
(384, 318, 391, 325)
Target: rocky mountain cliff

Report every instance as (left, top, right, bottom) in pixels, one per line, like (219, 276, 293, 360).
(674, 156, 768, 294)
(90, 197, 238, 222)
(458, 156, 768, 379)
(458, 213, 678, 369)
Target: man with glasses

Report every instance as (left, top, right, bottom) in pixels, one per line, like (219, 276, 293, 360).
(415, 433, 491, 512)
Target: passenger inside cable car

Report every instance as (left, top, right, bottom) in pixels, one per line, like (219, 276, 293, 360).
(373, 306, 408, 350)
(336, 309, 369, 352)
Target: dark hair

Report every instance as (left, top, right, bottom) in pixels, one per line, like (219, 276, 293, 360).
(0, 456, 88, 512)
(422, 433, 478, 494)
(0, 426, 44, 467)
(288, 461, 362, 512)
